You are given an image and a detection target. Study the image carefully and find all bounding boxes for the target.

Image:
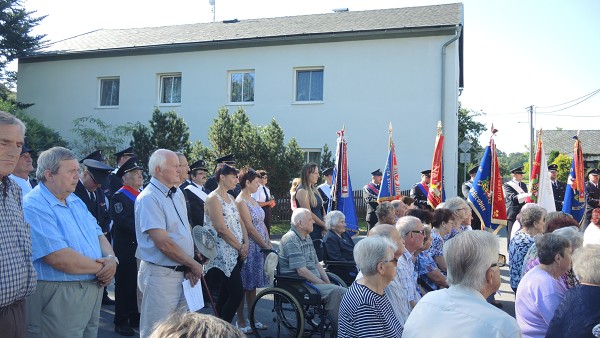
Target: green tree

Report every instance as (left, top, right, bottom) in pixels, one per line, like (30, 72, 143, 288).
(457, 103, 486, 191)
(0, 0, 47, 88)
(0, 98, 67, 163)
(70, 116, 134, 166)
(548, 150, 560, 164)
(552, 154, 572, 182)
(320, 143, 334, 172)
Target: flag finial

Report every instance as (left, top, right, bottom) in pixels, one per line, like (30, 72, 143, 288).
(437, 121, 442, 134)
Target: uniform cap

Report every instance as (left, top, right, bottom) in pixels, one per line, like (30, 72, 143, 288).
(80, 150, 105, 163)
(114, 146, 135, 159)
(510, 166, 525, 174)
(371, 169, 383, 176)
(83, 159, 114, 185)
(116, 157, 142, 177)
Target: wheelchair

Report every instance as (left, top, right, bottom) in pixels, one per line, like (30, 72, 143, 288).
(321, 241, 358, 287)
(249, 249, 347, 338)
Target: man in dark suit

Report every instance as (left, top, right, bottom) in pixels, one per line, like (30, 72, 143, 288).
(203, 154, 240, 197)
(583, 168, 600, 230)
(108, 147, 136, 198)
(363, 169, 382, 231)
(410, 169, 432, 210)
(462, 165, 482, 230)
(74, 157, 115, 305)
(318, 167, 334, 211)
(183, 159, 209, 227)
(548, 164, 566, 212)
(503, 166, 530, 245)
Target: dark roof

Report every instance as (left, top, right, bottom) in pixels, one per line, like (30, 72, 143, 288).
(33, 4, 462, 57)
(543, 130, 600, 156)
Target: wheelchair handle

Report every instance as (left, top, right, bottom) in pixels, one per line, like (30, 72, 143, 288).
(260, 248, 277, 254)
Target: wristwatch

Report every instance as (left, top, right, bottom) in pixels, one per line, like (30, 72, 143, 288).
(107, 255, 120, 265)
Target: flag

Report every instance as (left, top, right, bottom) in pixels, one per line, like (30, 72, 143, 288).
(329, 127, 359, 236)
(428, 121, 444, 208)
(378, 123, 401, 202)
(562, 135, 586, 222)
(526, 129, 556, 211)
(468, 128, 507, 230)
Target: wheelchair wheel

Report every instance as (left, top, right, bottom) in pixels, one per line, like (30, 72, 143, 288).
(250, 287, 304, 338)
(326, 272, 347, 288)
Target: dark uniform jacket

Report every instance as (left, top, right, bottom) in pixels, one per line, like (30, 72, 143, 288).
(503, 180, 528, 221)
(584, 181, 600, 222)
(363, 182, 380, 224)
(107, 172, 122, 199)
(183, 182, 206, 227)
(410, 182, 432, 210)
(110, 187, 138, 256)
(551, 180, 566, 212)
(204, 176, 241, 197)
(74, 181, 111, 235)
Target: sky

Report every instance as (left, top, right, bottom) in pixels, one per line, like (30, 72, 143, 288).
(20, 0, 600, 154)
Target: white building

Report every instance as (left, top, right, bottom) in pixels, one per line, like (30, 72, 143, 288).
(17, 3, 464, 192)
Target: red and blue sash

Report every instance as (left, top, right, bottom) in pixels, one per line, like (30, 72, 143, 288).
(117, 186, 140, 202)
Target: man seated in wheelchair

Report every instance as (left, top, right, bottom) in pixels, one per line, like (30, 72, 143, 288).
(278, 208, 348, 331)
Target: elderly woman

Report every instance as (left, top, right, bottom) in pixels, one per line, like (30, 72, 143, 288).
(416, 225, 448, 293)
(546, 244, 600, 338)
(203, 164, 249, 323)
(323, 211, 355, 261)
(428, 208, 455, 273)
(295, 163, 326, 259)
(515, 233, 572, 338)
(441, 197, 472, 239)
(234, 168, 272, 333)
(509, 204, 546, 292)
(338, 236, 403, 337)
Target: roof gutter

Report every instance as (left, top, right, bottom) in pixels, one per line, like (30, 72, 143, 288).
(440, 24, 462, 128)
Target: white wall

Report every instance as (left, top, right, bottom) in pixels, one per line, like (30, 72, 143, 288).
(18, 34, 460, 194)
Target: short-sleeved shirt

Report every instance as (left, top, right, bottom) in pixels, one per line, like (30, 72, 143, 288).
(428, 231, 444, 258)
(135, 177, 194, 266)
(416, 251, 439, 291)
(278, 227, 319, 278)
(398, 250, 419, 303)
(24, 182, 103, 281)
(0, 177, 37, 307)
(509, 230, 535, 289)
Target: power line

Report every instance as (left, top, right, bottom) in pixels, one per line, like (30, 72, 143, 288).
(537, 90, 600, 114)
(535, 88, 600, 109)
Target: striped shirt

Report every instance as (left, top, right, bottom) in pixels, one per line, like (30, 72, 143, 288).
(278, 227, 319, 277)
(338, 282, 403, 338)
(0, 177, 37, 307)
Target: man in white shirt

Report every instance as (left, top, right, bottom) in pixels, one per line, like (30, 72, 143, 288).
(8, 144, 36, 199)
(583, 207, 600, 246)
(252, 170, 275, 234)
(318, 167, 333, 210)
(403, 231, 521, 338)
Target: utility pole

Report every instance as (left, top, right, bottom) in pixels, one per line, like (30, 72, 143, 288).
(527, 105, 534, 174)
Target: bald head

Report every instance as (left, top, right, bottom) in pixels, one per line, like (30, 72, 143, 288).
(369, 223, 405, 256)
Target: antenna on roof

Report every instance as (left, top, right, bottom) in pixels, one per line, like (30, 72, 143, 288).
(332, 8, 349, 13)
(209, 0, 215, 22)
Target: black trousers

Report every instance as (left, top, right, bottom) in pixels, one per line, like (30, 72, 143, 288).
(114, 246, 139, 325)
(206, 260, 244, 323)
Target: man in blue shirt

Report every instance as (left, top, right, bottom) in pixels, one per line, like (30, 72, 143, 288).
(23, 146, 117, 338)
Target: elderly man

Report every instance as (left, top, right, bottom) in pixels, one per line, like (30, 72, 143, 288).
(135, 149, 203, 338)
(108, 146, 136, 197)
(396, 216, 425, 307)
(24, 146, 118, 338)
(110, 157, 144, 336)
(0, 112, 37, 338)
(403, 231, 521, 338)
(279, 208, 347, 330)
(391, 199, 408, 221)
(8, 144, 36, 199)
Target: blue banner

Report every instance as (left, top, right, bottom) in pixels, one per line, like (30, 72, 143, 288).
(562, 157, 586, 222)
(378, 144, 401, 202)
(329, 167, 359, 236)
(468, 145, 493, 229)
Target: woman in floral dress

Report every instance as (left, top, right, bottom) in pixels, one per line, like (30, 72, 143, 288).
(203, 164, 249, 323)
(234, 168, 273, 333)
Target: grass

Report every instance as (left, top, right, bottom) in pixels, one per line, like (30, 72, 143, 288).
(270, 221, 369, 237)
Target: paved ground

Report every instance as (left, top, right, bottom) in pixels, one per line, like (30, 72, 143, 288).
(99, 228, 515, 337)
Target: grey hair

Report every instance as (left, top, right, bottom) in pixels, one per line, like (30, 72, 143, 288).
(291, 208, 311, 227)
(354, 235, 397, 276)
(572, 244, 600, 285)
(442, 197, 468, 212)
(391, 199, 406, 210)
(396, 215, 421, 239)
(444, 230, 498, 291)
(520, 204, 547, 229)
(325, 210, 345, 231)
(375, 201, 394, 221)
(553, 226, 583, 251)
(148, 149, 173, 177)
(0, 111, 26, 134)
(536, 233, 570, 265)
(36, 147, 77, 183)
(149, 311, 244, 338)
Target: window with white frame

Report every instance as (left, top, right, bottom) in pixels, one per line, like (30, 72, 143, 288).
(99, 77, 120, 107)
(301, 148, 322, 164)
(159, 73, 182, 104)
(229, 70, 255, 103)
(295, 68, 323, 102)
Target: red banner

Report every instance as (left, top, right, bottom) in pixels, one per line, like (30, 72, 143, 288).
(573, 137, 585, 202)
(527, 129, 543, 203)
(427, 123, 444, 209)
(490, 138, 507, 226)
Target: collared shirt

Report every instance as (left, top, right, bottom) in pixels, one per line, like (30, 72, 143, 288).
(135, 177, 194, 266)
(23, 182, 103, 281)
(278, 227, 319, 278)
(0, 177, 37, 307)
(252, 184, 270, 203)
(403, 285, 522, 338)
(8, 174, 33, 199)
(398, 250, 420, 303)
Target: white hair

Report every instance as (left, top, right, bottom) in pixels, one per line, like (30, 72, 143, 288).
(396, 216, 421, 239)
(572, 244, 600, 285)
(444, 230, 498, 291)
(354, 236, 397, 276)
(325, 210, 345, 231)
(148, 149, 173, 177)
(291, 208, 311, 227)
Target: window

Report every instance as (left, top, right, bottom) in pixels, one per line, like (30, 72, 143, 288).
(159, 74, 182, 104)
(229, 70, 254, 103)
(99, 77, 119, 107)
(295, 68, 323, 102)
(301, 148, 321, 164)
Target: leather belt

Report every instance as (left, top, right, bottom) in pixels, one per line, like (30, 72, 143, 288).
(149, 262, 188, 272)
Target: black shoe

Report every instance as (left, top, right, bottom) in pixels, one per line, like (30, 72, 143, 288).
(102, 295, 115, 305)
(114, 324, 135, 336)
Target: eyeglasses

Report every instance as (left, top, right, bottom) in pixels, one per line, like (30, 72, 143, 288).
(490, 254, 507, 268)
(381, 258, 399, 265)
(408, 230, 425, 236)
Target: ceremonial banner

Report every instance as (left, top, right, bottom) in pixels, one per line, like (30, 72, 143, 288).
(330, 127, 359, 236)
(562, 135, 586, 222)
(526, 130, 556, 211)
(378, 123, 401, 203)
(427, 122, 444, 208)
(468, 128, 507, 230)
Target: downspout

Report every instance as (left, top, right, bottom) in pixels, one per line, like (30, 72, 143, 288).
(440, 24, 462, 126)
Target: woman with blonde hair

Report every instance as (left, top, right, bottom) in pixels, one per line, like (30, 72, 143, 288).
(295, 163, 326, 259)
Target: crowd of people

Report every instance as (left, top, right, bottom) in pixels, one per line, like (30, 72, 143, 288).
(3, 109, 600, 338)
